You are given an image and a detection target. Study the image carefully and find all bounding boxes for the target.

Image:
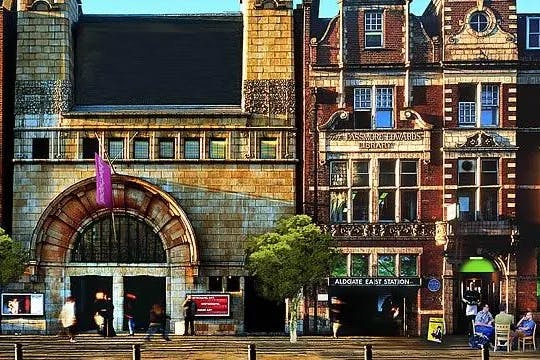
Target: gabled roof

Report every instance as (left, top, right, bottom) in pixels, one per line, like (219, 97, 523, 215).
(74, 14, 243, 107)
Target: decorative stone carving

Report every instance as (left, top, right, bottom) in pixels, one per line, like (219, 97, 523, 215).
(460, 132, 498, 148)
(243, 79, 295, 116)
(320, 222, 436, 239)
(254, 0, 291, 10)
(15, 80, 72, 115)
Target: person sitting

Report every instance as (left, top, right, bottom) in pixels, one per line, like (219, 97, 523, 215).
(474, 304, 495, 341)
(494, 304, 516, 348)
(515, 312, 536, 339)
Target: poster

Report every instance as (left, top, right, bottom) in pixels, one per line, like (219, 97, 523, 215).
(1, 293, 44, 316)
(427, 317, 445, 343)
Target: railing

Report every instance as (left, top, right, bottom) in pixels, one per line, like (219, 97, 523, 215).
(446, 220, 518, 236)
(320, 222, 436, 239)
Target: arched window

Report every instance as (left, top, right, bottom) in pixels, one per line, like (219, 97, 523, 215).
(71, 214, 166, 263)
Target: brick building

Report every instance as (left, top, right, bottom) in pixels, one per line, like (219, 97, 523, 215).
(2, 0, 296, 335)
(0, 0, 16, 230)
(297, 0, 536, 335)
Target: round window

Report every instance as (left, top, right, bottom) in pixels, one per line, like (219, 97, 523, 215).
(470, 12, 489, 33)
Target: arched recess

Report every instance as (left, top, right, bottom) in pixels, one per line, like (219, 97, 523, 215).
(31, 175, 198, 267)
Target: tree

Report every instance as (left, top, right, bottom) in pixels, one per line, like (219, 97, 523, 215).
(0, 227, 29, 287)
(245, 215, 338, 342)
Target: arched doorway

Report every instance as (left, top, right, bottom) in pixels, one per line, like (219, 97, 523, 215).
(30, 175, 198, 333)
(457, 257, 499, 334)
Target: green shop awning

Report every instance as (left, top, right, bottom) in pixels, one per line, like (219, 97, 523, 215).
(459, 257, 496, 273)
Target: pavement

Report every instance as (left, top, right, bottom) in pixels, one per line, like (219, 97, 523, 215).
(0, 333, 538, 359)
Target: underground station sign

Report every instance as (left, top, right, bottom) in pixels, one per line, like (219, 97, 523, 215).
(192, 294, 230, 317)
(328, 277, 422, 287)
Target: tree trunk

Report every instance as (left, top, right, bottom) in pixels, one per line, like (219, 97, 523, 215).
(289, 292, 301, 343)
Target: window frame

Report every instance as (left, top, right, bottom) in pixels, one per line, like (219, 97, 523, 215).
(32, 138, 50, 159)
(209, 138, 227, 160)
(527, 16, 540, 50)
(158, 138, 175, 159)
(133, 138, 150, 159)
(365, 11, 383, 48)
(353, 86, 394, 129)
(108, 138, 124, 160)
(458, 83, 499, 127)
(259, 137, 278, 160)
(469, 11, 489, 33)
(184, 138, 201, 159)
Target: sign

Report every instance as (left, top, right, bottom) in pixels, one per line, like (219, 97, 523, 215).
(1, 293, 44, 316)
(427, 317, 445, 343)
(322, 130, 429, 154)
(328, 277, 421, 287)
(191, 294, 230, 317)
(427, 278, 442, 293)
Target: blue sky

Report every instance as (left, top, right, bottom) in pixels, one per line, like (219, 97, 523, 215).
(81, 0, 540, 17)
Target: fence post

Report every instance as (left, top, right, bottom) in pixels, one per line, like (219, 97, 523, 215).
(132, 344, 141, 360)
(14, 343, 23, 360)
(364, 344, 372, 360)
(481, 344, 489, 360)
(248, 343, 256, 360)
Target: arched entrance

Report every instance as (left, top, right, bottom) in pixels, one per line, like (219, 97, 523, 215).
(30, 175, 198, 333)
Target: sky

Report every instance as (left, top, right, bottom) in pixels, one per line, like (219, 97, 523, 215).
(80, 0, 540, 17)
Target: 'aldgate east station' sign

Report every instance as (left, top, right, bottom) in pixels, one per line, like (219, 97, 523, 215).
(329, 277, 422, 287)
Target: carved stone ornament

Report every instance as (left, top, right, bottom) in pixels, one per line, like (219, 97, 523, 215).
(243, 79, 295, 116)
(254, 0, 290, 10)
(15, 80, 72, 115)
(460, 132, 498, 148)
(320, 222, 435, 239)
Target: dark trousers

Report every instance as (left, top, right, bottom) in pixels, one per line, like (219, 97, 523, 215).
(184, 316, 195, 335)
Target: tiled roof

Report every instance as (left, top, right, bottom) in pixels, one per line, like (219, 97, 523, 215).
(74, 14, 243, 106)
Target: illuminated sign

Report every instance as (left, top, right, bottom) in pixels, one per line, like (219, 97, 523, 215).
(328, 277, 422, 287)
(191, 294, 230, 317)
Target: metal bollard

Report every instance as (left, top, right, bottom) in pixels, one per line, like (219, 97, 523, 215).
(248, 343, 256, 360)
(132, 344, 141, 360)
(364, 344, 373, 360)
(481, 344, 489, 360)
(14, 343, 23, 360)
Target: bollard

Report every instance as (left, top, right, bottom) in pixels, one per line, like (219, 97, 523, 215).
(481, 344, 489, 360)
(364, 344, 372, 360)
(14, 343, 23, 360)
(132, 344, 141, 360)
(248, 343, 256, 360)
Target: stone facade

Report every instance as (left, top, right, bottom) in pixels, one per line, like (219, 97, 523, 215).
(4, 0, 297, 335)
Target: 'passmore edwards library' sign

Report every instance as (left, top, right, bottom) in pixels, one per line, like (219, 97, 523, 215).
(328, 277, 422, 287)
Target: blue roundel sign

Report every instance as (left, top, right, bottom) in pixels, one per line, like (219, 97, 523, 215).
(427, 278, 441, 293)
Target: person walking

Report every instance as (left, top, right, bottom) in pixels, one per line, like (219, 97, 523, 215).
(182, 295, 197, 336)
(59, 296, 77, 343)
(124, 293, 137, 336)
(144, 303, 171, 341)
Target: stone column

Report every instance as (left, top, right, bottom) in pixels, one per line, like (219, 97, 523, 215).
(112, 275, 124, 332)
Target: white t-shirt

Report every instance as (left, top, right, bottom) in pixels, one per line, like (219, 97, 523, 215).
(465, 303, 478, 316)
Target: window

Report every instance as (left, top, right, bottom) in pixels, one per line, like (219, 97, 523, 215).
(457, 158, 499, 221)
(330, 162, 347, 187)
(378, 160, 396, 222)
(470, 11, 489, 33)
(365, 11, 383, 48)
(184, 138, 200, 159)
(351, 254, 369, 277)
(399, 255, 417, 276)
(353, 87, 393, 129)
(330, 160, 369, 223)
(82, 138, 99, 159)
(377, 255, 396, 277)
(330, 191, 347, 223)
(400, 161, 417, 187)
(209, 276, 223, 291)
(458, 83, 499, 127)
(331, 253, 348, 277)
(226, 276, 241, 292)
(32, 138, 49, 159)
(133, 138, 149, 159)
(209, 138, 226, 159)
(158, 138, 175, 159)
(259, 138, 277, 159)
(108, 138, 124, 160)
(527, 17, 540, 49)
(352, 161, 370, 222)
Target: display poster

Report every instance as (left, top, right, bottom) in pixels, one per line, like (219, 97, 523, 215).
(1, 293, 44, 316)
(427, 317, 445, 343)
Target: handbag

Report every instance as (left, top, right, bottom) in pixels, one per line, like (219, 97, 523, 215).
(94, 312, 104, 327)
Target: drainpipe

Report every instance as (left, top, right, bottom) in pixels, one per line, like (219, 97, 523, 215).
(338, 0, 345, 108)
(404, 0, 411, 108)
(311, 88, 319, 223)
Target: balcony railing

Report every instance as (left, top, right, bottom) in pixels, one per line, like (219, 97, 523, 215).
(320, 222, 436, 240)
(446, 220, 518, 237)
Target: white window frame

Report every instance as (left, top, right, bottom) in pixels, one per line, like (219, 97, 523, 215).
(353, 86, 394, 129)
(365, 11, 383, 48)
(527, 16, 540, 50)
(457, 157, 500, 221)
(458, 83, 499, 128)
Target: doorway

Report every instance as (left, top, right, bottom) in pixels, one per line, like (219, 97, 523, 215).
(70, 276, 112, 332)
(123, 276, 165, 331)
(244, 277, 285, 333)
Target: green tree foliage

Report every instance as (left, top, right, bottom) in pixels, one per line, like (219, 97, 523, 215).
(246, 215, 338, 341)
(0, 227, 29, 287)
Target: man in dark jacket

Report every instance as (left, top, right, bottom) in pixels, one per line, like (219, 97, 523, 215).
(182, 295, 197, 335)
(144, 303, 171, 341)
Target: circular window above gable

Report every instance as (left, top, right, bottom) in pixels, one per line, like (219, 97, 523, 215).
(470, 11, 489, 33)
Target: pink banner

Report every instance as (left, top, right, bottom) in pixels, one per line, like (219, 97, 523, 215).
(95, 153, 113, 208)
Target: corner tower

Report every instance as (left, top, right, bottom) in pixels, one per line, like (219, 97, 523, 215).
(242, 0, 295, 123)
